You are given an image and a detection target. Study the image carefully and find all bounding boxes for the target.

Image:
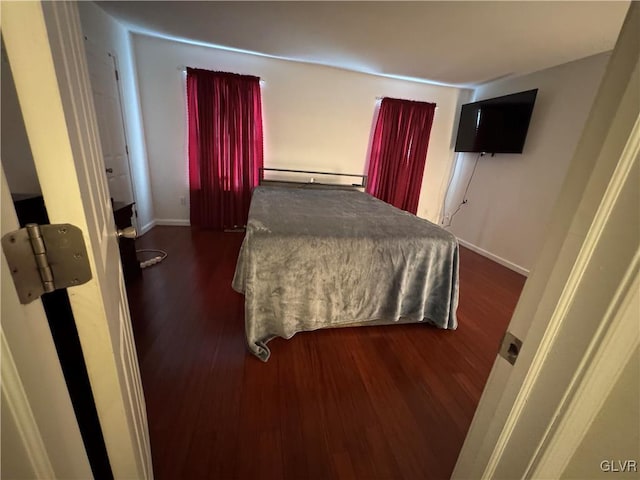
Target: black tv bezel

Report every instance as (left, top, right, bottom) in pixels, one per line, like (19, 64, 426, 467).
(454, 88, 538, 154)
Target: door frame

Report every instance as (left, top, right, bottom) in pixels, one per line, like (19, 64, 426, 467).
(453, 4, 639, 478)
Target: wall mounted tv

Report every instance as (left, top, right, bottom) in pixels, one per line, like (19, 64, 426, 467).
(454, 89, 538, 154)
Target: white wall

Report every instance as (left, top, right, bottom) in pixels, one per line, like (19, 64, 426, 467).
(131, 33, 468, 225)
(444, 53, 610, 274)
(78, 3, 154, 232)
(1, 49, 40, 194)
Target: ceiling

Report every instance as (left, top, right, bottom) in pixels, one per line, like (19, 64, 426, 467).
(97, 1, 629, 87)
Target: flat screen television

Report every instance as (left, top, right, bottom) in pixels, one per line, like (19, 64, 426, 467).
(454, 89, 538, 154)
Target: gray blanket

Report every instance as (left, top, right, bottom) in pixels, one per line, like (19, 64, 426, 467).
(232, 186, 459, 361)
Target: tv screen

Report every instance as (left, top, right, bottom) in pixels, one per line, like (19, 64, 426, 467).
(454, 89, 538, 154)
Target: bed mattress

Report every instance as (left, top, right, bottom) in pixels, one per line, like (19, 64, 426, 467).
(232, 186, 459, 361)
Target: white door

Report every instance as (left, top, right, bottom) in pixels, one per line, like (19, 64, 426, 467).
(453, 4, 638, 478)
(85, 41, 136, 209)
(1, 168, 93, 479)
(2, 2, 152, 479)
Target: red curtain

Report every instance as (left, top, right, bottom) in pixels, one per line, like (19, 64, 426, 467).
(365, 98, 436, 214)
(187, 68, 263, 229)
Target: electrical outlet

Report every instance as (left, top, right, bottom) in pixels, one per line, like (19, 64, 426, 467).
(179, 196, 186, 206)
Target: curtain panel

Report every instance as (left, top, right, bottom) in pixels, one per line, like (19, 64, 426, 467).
(366, 98, 436, 214)
(187, 68, 263, 229)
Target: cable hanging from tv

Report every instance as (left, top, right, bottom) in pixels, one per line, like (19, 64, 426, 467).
(442, 152, 482, 229)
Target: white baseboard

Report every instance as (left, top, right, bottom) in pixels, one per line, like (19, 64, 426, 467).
(155, 219, 191, 227)
(457, 238, 529, 277)
(137, 219, 190, 236)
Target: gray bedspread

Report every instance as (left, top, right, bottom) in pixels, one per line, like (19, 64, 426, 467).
(232, 186, 459, 361)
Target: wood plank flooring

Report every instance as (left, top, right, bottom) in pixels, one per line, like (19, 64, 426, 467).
(127, 226, 526, 479)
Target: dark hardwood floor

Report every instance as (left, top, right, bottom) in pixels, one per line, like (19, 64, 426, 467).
(127, 226, 526, 480)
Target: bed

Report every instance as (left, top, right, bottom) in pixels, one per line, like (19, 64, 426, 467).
(232, 183, 459, 361)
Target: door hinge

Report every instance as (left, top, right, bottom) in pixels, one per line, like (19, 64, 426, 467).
(2, 223, 92, 304)
(125, 144, 129, 155)
(115, 69, 119, 81)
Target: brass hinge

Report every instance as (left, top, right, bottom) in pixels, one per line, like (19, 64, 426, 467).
(2, 224, 92, 304)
